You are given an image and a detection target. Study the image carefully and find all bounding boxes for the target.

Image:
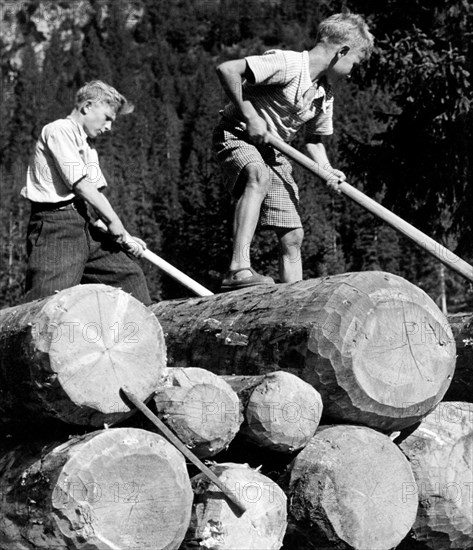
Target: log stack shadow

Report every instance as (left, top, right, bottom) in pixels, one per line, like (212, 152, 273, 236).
(0, 271, 471, 549)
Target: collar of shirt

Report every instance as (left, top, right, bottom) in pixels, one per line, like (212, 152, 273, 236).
(66, 115, 90, 144)
(301, 51, 333, 112)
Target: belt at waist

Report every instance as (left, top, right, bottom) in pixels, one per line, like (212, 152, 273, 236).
(30, 199, 85, 213)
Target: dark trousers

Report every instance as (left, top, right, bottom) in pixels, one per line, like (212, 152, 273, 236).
(24, 203, 151, 305)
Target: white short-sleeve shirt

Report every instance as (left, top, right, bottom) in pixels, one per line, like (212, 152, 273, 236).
(21, 116, 107, 203)
(222, 49, 334, 142)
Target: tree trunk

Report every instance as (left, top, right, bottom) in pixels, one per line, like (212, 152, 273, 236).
(223, 371, 322, 452)
(285, 425, 418, 550)
(0, 427, 193, 550)
(150, 272, 456, 431)
(0, 284, 166, 427)
(153, 367, 242, 457)
(444, 313, 473, 403)
(399, 401, 473, 549)
(182, 462, 287, 550)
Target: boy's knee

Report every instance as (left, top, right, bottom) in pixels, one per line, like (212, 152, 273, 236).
(243, 163, 271, 194)
(280, 228, 304, 252)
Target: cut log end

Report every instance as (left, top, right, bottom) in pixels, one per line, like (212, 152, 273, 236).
(400, 401, 473, 549)
(186, 462, 287, 550)
(351, 298, 453, 404)
(302, 273, 456, 430)
(287, 425, 418, 550)
(0, 284, 167, 426)
(0, 428, 193, 550)
(227, 372, 322, 452)
(154, 373, 242, 457)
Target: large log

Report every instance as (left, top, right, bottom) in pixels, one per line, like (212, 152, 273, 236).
(398, 401, 473, 549)
(444, 313, 473, 403)
(0, 284, 166, 427)
(183, 462, 287, 549)
(150, 272, 456, 431)
(285, 425, 418, 550)
(223, 371, 322, 452)
(0, 427, 193, 550)
(153, 367, 242, 457)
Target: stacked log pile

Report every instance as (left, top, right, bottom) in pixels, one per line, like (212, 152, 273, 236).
(0, 272, 470, 550)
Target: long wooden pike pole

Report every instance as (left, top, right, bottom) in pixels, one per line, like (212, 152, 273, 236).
(94, 219, 213, 297)
(266, 133, 473, 284)
(141, 249, 213, 297)
(120, 387, 248, 516)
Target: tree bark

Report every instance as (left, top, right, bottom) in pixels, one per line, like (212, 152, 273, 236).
(444, 313, 473, 403)
(223, 371, 322, 452)
(153, 367, 242, 457)
(0, 284, 166, 427)
(285, 425, 418, 550)
(399, 401, 473, 549)
(0, 427, 193, 550)
(182, 462, 287, 550)
(150, 272, 456, 431)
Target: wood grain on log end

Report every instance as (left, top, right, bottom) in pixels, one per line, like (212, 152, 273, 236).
(302, 272, 456, 431)
(154, 367, 242, 457)
(399, 401, 473, 549)
(0, 427, 193, 550)
(186, 462, 287, 549)
(0, 284, 166, 426)
(287, 425, 418, 550)
(225, 371, 322, 452)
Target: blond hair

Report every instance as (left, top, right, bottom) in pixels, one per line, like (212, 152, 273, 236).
(317, 13, 374, 59)
(75, 80, 134, 115)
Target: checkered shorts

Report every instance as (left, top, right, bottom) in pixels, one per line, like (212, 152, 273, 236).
(212, 120, 302, 229)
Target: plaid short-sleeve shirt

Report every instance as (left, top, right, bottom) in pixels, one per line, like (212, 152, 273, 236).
(222, 49, 334, 142)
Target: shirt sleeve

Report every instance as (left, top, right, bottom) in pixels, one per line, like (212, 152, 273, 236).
(44, 124, 88, 189)
(305, 96, 334, 137)
(245, 50, 299, 86)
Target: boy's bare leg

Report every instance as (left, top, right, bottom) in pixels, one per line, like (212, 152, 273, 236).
(276, 227, 304, 283)
(229, 163, 270, 279)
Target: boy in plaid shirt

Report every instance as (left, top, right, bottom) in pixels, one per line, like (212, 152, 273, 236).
(213, 13, 374, 290)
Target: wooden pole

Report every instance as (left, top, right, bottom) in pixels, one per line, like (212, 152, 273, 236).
(94, 219, 213, 297)
(142, 249, 213, 297)
(121, 387, 248, 515)
(266, 133, 473, 284)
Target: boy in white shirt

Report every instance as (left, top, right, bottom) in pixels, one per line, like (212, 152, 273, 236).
(22, 80, 151, 304)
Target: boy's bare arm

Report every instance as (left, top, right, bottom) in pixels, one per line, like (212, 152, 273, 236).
(216, 59, 268, 143)
(305, 137, 346, 192)
(73, 179, 145, 256)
